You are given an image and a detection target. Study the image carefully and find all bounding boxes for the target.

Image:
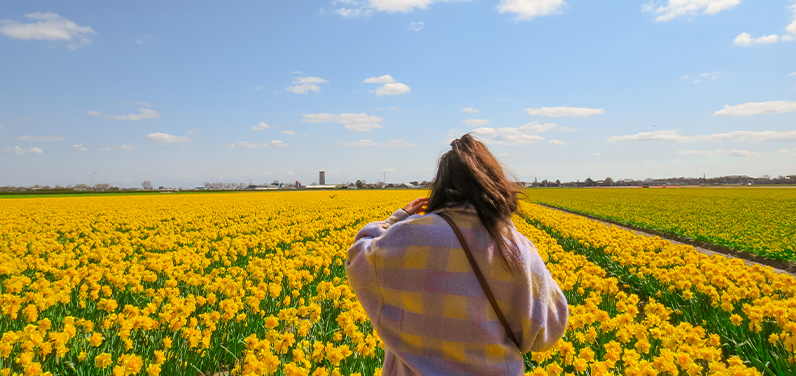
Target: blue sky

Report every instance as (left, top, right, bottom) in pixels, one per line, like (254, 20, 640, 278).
(1, 0, 795, 187)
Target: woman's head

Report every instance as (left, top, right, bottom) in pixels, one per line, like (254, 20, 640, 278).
(427, 133, 523, 269)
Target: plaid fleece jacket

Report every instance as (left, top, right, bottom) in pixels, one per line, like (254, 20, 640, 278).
(346, 205, 568, 376)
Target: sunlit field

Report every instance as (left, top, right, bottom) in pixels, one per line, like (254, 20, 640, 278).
(527, 187, 796, 263)
(0, 191, 791, 375)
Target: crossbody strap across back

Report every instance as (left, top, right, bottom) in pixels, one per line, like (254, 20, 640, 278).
(436, 212, 520, 348)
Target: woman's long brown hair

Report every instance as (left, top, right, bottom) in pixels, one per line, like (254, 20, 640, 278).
(427, 133, 524, 271)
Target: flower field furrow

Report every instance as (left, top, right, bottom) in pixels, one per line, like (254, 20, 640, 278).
(527, 188, 796, 262)
(518, 202, 795, 375)
(512, 208, 761, 376)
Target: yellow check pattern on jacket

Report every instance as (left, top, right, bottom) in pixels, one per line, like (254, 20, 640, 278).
(346, 205, 569, 376)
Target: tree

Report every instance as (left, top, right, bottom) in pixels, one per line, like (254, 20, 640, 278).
(356, 180, 365, 189)
(604, 177, 614, 186)
(585, 177, 595, 186)
(142, 180, 153, 190)
(555, 179, 561, 187)
(409, 181, 419, 186)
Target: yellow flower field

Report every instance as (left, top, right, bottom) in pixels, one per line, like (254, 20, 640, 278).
(526, 187, 796, 262)
(0, 191, 790, 375)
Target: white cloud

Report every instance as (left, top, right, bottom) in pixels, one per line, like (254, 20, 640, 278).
(282, 130, 296, 135)
(302, 113, 384, 132)
(87, 108, 160, 121)
(526, 106, 604, 117)
(593, 153, 602, 157)
(700, 71, 724, 78)
(608, 129, 796, 142)
(558, 126, 581, 132)
(0, 12, 95, 49)
(336, 7, 373, 17)
(643, 0, 740, 22)
(519, 121, 558, 133)
(713, 100, 796, 116)
(271, 140, 289, 147)
(386, 139, 415, 147)
(681, 74, 690, 79)
(375, 82, 411, 96)
(733, 32, 779, 46)
(693, 79, 701, 84)
(3, 146, 43, 155)
(498, 0, 566, 20)
(548, 139, 565, 146)
(17, 135, 64, 142)
(252, 122, 273, 131)
(73, 144, 88, 152)
(366, 0, 468, 13)
(229, 141, 269, 148)
(363, 75, 410, 95)
(734, 3, 796, 46)
(462, 107, 479, 113)
(335, 139, 381, 147)
(463, 119, 490, 127)
(286, 76, 328, 94)
(293, 76, 329, 84)
(286, 84, 321, 94)
(146, 133, 192, 143)
(790, 72, 796, 76)
(470, 126, 544, 146)
(100, 145, 135, 152)
(254, 86, 263, 91)
(334, 139, 414, 147)
(363, 75, 396, 84)
(409, 21, 424, 31)
(776, 149, 791, 154)
(676, 149, 758, 157)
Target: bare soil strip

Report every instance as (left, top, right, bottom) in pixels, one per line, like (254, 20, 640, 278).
(536, 203, 796, 277)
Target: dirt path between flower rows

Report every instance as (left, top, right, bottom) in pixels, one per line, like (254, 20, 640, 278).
(536, 204, 796, 278)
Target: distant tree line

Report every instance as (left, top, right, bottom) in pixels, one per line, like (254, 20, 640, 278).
(526, 174, 796, 187)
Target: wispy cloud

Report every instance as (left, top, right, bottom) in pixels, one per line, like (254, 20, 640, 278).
(469, 121, 557, 145)
(548, 139, 565, 146)
(643, 0, 740, 22)
(2, 146, 43, 155)
(100, 145, 135, 152)
(363, 75, 396, 84)
(73, 144, 88, 152)
(146, 133, 192, 143)
(302, 113, 384, 132)
(363, 75, 411, 96)
(498, 0, 566, 21)
(608, 129, 796, 142)
(17, 135, 64, 142)
(335, 139, 414, 147)
(713, 100, 796, 116)
(676, 149, 758, 157)
(462, 107, 479, 113)
(252, 122, 273, 131)
(229, 141, 269, 149)
(88, 108, 160, 121)
(0, 12, 95, 49)
(526, 106, 604, 117)
(409, 21, 424, 31)
(286, 76, 328, 94)
(282, 130, 296, 135)
(734, 33, 780, 46)
(463, 119, 490, 127)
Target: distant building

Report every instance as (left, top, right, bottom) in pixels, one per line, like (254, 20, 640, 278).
(319, 171, 326, 185)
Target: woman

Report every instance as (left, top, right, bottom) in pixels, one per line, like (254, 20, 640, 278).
(346, 134, 568, 375)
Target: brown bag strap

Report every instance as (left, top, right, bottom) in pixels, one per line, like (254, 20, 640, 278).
(437, 212, 520, 348)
